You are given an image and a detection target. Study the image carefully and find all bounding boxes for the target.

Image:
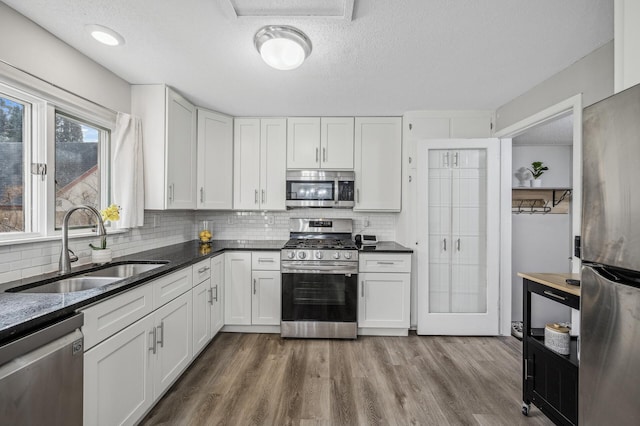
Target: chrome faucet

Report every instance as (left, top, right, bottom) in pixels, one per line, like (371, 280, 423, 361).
(59, 205, 106, 275)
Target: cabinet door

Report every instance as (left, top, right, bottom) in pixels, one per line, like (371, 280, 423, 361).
(251, 270, 281, 325)
(321, 117, 354, 169)
(354, 117, 402, 211)
(153, 291, 192, 399)
(192, 279, 211, 356)
(358, 272, 410, 328)
(210, 254, 225, 335)
(197, 109, 233, 210)
(166, 88, 197, 209)
(224, 252, 252, 325)
(233, 118, 261, 210)
(260, 118, 287, 210)
(84, 314, 155, 426)
(287, 117, 320, 169)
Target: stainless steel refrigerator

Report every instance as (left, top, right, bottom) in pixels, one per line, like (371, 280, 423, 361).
(581, 83, 640, 425)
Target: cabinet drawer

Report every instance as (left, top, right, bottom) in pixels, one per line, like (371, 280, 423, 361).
(81, 283, 154, 350)
(359, 254, 411, 273)
(251, 252, 281, 271)
(192, 259, 212, 285)
(153, 268, 193, 309)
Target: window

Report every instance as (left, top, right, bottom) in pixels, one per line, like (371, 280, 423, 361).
(0, 77, 113, 242)
(0, 93, 28, 233)
(54, 113, 108, 229)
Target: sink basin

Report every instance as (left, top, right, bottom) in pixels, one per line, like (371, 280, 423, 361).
(84, 262, 166, 278)
(17, 276, 121, 293)
(8, 261, 168, 294)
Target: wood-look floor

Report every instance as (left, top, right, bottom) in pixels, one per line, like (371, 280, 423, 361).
(141, 333, 552, 426)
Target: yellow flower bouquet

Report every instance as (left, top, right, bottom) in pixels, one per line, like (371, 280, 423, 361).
(89, 204, 120, 250)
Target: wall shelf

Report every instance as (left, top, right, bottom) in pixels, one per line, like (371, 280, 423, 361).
(511, 187, 572, 214)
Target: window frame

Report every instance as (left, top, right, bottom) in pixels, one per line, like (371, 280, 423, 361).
(0, 66, 116, 245)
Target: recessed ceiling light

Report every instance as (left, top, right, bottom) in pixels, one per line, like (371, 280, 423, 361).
(87, 24, 125, 46)
(254, 25, 312, 70)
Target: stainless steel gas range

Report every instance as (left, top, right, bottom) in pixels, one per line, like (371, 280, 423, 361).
(280, 218, 358, 339)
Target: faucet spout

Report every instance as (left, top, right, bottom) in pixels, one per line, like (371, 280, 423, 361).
(59, 205, 107, 275)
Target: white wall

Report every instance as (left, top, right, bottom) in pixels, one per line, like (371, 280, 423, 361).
(0, 2, 130, 112)
(511, 145, 572, 325)
(496, 41, 613, 132)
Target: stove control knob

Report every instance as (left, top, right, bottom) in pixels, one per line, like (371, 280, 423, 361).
(315, 251, 323, 259)
(333, 252, 341, 259)
(297, 251, 307, 260)
(287, 251, 295, 259)
(343, 252, 353, 260)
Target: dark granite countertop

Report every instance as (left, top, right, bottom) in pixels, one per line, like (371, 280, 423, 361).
(0, 239, 285, 345)
(357, 241, 413, 253)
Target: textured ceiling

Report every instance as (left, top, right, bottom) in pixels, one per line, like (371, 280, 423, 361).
(513, 114, 574, 146)
(2, 0, 613, 116)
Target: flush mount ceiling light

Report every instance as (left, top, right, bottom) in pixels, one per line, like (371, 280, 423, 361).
(254, 25, 312, 70)
(87, 24, 125, 46)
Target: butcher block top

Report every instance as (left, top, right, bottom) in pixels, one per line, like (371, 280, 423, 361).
(517, 272, 581, 297)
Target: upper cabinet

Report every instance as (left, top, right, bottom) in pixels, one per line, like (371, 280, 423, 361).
(287, 117, 354, 170)
(196, 109, 233, 210)
(233, 118, 286, 211)
(354, 117, 402, 211)
(132, 85, 197, 210)
(615, 0, 640, 92)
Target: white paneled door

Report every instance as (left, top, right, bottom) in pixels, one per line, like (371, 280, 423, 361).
(417, 139, 500, 335)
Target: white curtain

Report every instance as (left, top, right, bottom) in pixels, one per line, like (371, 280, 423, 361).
(112, 112, 144, 228)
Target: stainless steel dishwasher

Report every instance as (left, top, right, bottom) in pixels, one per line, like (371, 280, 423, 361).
(0, 313, 84, 425)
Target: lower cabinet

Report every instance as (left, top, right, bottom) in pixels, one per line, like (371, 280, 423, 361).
(224, 251, 281, 328)
(193, 255, 225, 356)
(84, 291, 192, 426)
(358, 253, 411, 335)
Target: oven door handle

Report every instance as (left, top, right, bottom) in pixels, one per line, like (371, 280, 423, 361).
(281, 264, 358, 274)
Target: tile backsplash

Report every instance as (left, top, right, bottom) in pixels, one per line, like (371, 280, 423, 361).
(0, 209, 398, 284)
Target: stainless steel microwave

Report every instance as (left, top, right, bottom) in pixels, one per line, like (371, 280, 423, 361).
(286, 170, 355, 208)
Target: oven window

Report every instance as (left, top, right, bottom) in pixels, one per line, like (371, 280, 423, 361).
(286, 181, 334, 201)
(282, 273, 357, 322)
(338, 180, 354, 201)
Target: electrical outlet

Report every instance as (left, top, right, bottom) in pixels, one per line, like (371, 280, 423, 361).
(363, 217, 370, 228)
(227, 215, 235, 225)
(267, 215, 275, 225)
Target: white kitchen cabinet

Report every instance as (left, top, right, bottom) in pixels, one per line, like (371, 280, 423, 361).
(192, 279, 211, 356)
(132, 84, 197, 210)
(358, 253, 411, 332)
(84, 314, 155, 426)
(615, 0, 640, 92)
(224, 251, 281, 328)
(152, 267, 192, 309)
(354, 117, 402, 211)
(196, 109, 233, 210)
(153, 291, 192, 398)
(210, 254, 225, 335)
(287, 117, 354, 169)
(224, 252, 252, 325)
(233, 118, 286, 210)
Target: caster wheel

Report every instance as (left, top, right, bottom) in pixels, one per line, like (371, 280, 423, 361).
(522, 403, 530, 416)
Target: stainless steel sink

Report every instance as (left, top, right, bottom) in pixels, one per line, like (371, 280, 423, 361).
(84, 262, 166, 278)
(19, 276, 121, 293)
(8, 262, 168, 294)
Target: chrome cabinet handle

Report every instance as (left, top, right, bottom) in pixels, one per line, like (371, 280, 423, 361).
(323, 147, 326, 162)
(255, 189, 258, 204)
(200, 187, 204, 203)
(198, 266, 210, 273)
(214, 284, 218, 301)
(377, 261, 395, 265)
(157, 322, 164, 348)
(356, 189, 360, 203)
(444, 152, 450, 168)
(149, 327, 157, 354)
(453, 152, 459, 167)
(443, 238, 447, 251)
(408, 156, 412, 164)
(544, 290, 567, 301)
(208, 288, 213, 305)
(457, 238, 461, 251)
(262, 190, 265, 204)
(361, 281, 364, 297)
(253, 278, 257, 295)
(316, 148, 319, 163)
(258, 258, 274, 263)
(409, 175, 412, 182)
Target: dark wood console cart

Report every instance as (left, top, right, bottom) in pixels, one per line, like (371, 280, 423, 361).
(518, 272, 580, 426)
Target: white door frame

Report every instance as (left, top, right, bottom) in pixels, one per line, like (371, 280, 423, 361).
(416, 138, 501, 335)
(494, 94, 583, 335)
